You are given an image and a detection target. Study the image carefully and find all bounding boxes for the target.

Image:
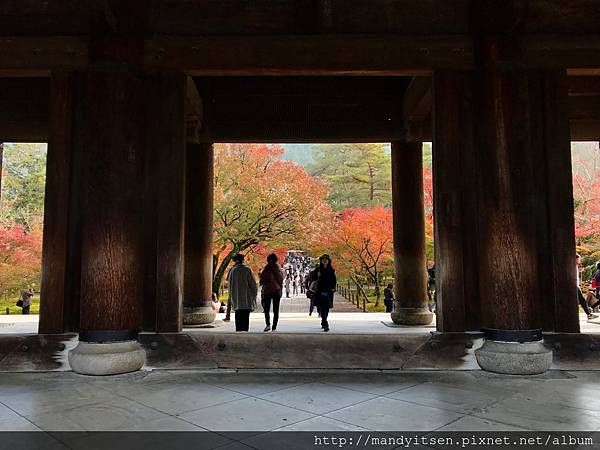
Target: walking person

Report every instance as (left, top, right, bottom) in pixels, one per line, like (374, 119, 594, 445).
(299, 272, 305, 294)
(292, 276, 299, 296)
(259, 253, 284, 332)
(383, 283, 394, 313)
(285, 275, 291, 298)
(310, 254, 337, 332)
(227, 254, 258, 331)
(577, 254, 599, 320)
(427, 265, 436, 313)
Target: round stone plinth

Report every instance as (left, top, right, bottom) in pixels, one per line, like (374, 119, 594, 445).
(183, 306, 216, 326)
(391, 307, 434, 325)
(68, 340, 145, 376)
(475, 340, 552, 375)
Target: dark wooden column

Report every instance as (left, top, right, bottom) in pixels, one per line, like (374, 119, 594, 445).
(529, 70, 580, 333)
(145, 72, 187, 333)
(432, 70, 480, 332)
(390, 140, 433, 325)
(39, 72, 74, 334)
(183, 142, 216, 325)
(63, 73, 87, 333)
(541, 71, 579, 332)
(78, 49, 145, 341)
(474, 62, 541, 330)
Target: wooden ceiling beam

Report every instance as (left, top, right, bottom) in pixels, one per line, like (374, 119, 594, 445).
(144, 35, 471, 75)
(569, 97, 600, 120)
(523, 35, 600, 69)
(568, 77, 600, 96)
(0, 36, 87, 71)
(4, 0, 600, 35)
(570, 120, 600, 141)
(0, 34, 598, 73)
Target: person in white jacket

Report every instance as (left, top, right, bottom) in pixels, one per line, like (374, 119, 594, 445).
(227, 254, 258, 331)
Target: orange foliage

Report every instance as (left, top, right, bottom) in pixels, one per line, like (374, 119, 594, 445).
(316, 205, 393, 283)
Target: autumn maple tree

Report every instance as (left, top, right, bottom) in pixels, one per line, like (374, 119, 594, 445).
(317, 205, 394, 306)
(0, 222, 43, 296)
(212, 143, 332, 294)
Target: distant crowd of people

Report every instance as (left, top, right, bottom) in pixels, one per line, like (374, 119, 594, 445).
(224, 253, 336, 332)
(282, 254, 312, 298)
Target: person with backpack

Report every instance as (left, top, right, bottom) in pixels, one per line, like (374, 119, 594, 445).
(306, 266, 319, 317)
(259, 253, 284, 332)
(309, 254, 337, 332)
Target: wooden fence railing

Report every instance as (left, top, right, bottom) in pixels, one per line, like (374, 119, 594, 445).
(337, 284, 366, 312)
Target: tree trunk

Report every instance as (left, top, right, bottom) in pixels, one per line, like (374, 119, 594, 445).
(350, 273, 369, 306)
(212, 252, 234, 298)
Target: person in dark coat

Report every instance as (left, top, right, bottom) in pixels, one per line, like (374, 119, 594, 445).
(259, 253, 284, 332)
(310, 254, 337, 332)
(383, 283, 394, 313)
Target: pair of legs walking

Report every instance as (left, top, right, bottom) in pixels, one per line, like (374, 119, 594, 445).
(263, 292, 281, 331)
(309, 296, 321, 316)
(317, 292, 330, 332)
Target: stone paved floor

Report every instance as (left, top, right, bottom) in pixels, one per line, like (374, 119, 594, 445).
(1, 369, 599, 435)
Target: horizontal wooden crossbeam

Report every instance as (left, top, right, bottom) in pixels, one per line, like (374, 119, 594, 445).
(0, 34, 599, 74)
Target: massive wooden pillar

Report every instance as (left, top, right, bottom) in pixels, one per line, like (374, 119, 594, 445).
(68, 43, 145, 375)
(145, 73, 187, 332)
(390, 140, 433, 325)
(469, 42, 560, 372)
(39, 73, 74, 333)
(183, 142, 216, 325)
(38, 73, 86, 334)
(473, 62, 541, 331)
(432, 71, 480, 332)
(433, 67, 578, 337)
(529, 70, 580, 333)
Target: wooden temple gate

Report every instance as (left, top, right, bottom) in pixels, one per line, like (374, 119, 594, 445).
(0, 0, 599, 374)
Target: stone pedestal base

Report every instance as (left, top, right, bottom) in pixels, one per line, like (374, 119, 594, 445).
(391, 307, 434, 325)
(475, 340, 552, 375)
(183, 305, 216, 326)
(68, 340, 146, 376)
